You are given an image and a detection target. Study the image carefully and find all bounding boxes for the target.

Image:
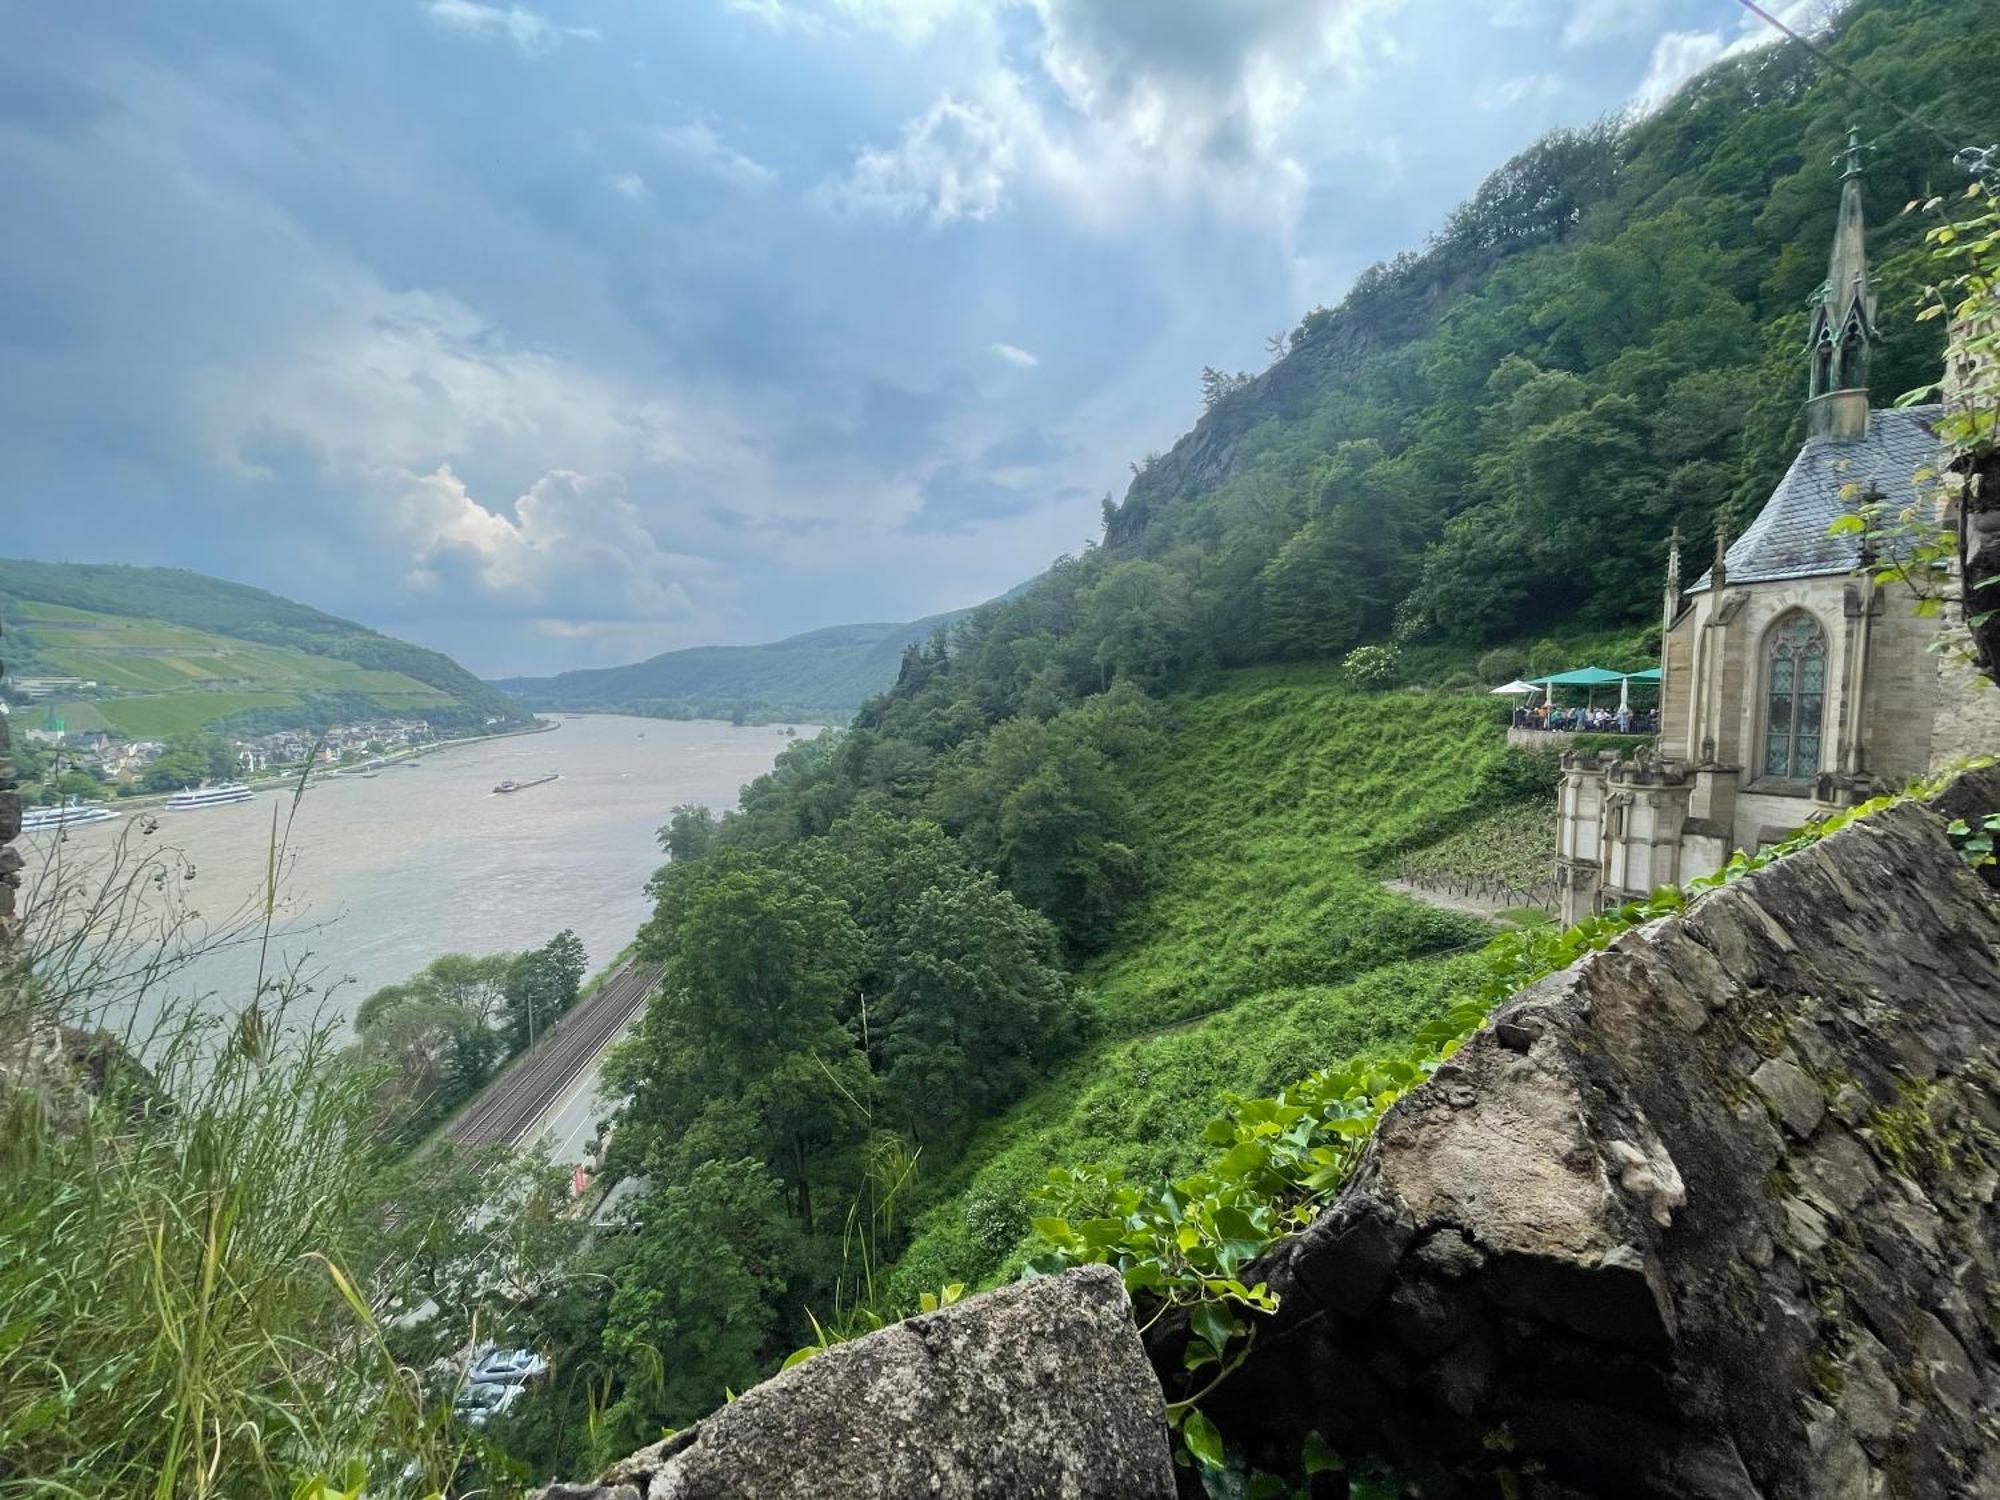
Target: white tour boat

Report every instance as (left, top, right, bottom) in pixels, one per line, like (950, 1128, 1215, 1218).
(165, 782, 255, 812)
(21, 800, 119, 833)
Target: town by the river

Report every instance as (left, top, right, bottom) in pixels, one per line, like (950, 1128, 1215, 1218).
(21, 715, 810, 1035)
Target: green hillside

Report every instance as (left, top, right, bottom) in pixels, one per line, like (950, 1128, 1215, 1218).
(471, 0, 2000, 1467)
(495, 609, 969, 723)
(0, 560, 527, 737)
(884, 665, 1523, 1300)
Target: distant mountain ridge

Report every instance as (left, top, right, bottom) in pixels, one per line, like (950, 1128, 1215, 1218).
(495, 609, 966, 723)
(0, 558, 526, 737)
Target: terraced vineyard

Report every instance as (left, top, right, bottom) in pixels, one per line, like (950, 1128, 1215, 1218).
(0, 561, 523, 737)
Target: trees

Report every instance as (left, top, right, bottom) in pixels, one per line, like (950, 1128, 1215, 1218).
(659, 803, 717, 863)
(601, 1158, 803, 1430)
(503, 930, 587, 1052)
(141, 731, 234, 791)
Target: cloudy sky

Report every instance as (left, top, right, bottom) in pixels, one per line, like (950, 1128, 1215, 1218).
(0, 0, 1800, 675)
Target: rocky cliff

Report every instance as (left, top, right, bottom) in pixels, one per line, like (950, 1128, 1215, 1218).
(567, 768, 2000, 1499)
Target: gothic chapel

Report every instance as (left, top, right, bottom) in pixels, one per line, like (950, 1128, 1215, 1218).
(1555, 131, 1977, 925)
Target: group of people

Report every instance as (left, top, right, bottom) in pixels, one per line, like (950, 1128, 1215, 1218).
(1512, 702, 1657, 735)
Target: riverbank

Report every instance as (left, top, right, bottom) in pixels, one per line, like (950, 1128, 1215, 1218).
(40, 715, 558, 814)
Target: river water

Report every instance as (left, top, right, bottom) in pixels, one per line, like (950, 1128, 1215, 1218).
(18, 715, 812, 1034)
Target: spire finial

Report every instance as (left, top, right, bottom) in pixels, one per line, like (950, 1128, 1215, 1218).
(1711, 515, 1730, 590)
(1665, 524, 1682, 587)
(1835, 125, 1871, 181)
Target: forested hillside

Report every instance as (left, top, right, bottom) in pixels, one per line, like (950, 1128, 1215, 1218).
(0, 559, 526, 735)
(494, 610, 964, 723)
(455, 6, 2000, 1484)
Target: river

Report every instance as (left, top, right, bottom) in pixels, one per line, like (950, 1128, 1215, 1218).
(19, 715, 813, 1034)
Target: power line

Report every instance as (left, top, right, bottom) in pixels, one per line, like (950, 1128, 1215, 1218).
(1727, 0, 1989, 170)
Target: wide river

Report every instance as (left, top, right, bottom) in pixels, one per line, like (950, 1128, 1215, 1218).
(20, 715, 812, 1034)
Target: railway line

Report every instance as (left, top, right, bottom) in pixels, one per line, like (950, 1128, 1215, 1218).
(442, 957, 662, 1151)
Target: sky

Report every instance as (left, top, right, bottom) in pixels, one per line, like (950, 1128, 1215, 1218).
(0, 0, 1810, 677)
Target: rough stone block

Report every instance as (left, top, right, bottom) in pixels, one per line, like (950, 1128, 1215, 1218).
(551, 1265, 1172, 1500)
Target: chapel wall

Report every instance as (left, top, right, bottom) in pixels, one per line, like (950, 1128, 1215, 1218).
(1864, 589, 1942, 778)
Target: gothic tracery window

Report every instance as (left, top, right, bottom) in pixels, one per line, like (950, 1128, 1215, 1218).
(1763, 613, 1826, 780)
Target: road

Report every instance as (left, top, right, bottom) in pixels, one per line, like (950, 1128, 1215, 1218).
(442, 957, 661, 1153)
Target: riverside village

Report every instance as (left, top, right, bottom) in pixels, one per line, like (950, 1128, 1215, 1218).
(5, 4, 2000, 1499)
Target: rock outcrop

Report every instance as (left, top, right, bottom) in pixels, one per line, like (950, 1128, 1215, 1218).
(545, 1264, 1173, 1500)
(1156, 768, 2000, 1498)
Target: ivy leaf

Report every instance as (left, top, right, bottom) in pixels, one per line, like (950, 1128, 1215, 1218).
(1181, 1407, 1226, 1469)
(1190, 1298, 1241, 1354)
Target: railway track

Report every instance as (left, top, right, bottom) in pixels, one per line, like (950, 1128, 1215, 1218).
(442, 957, 662, 1151)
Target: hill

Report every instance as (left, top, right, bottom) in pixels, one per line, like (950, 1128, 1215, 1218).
(475, 0, 2000, 1466)
(0, 559, 527, 738)
(495, 608, 967, 723)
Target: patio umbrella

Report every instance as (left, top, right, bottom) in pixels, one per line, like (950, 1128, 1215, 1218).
(1489, 679, 1540, 696)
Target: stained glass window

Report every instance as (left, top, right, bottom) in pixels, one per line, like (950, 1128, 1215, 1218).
(1763, 614, 1825, 779)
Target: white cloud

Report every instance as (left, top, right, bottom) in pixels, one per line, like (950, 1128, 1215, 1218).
(654, 122, 776, 188)
(609, 171, 650, 201)
(420, 0, 600, 53)
(1478, 72, 1560, 111)
(990, 342, 1039, 368)
(1560, 0, 1665, 48)
(815, 0, 1405, 239)
(821, 95, 1014, 225)
(383, 466, 706, 622)
(1631, 0, 1819, 112)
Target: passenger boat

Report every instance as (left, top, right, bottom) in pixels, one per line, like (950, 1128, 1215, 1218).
(492, 773, 559, 794)
(165, 782, 255, 812)
(21, 800, 119, 833)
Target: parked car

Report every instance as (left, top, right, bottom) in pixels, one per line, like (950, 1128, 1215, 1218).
(468, 1346, 549, 1386)
(453, 1380, 522, 1428)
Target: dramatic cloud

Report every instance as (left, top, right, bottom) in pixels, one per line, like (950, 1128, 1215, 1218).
(1, 0, 1748, 673)
(821, 94, 1015, 224)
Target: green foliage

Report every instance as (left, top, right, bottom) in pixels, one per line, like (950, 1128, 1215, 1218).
(1026, 779, 1923, 1470)
(599, 1157, 805, 1433)
(1390, 798, 1557, 894)
(0, 834, 467, 1495)
(1476, 646, 1528, 683)
(352, 935, 586, 1146)
(1340, 644, 1399, 688)
(659, 802, 719, 862)
(503, 930, 588, 1054)
(140, 730, 238, 791)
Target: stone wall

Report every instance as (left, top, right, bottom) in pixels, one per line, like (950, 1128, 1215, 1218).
(1151, 766, 2000, 1498)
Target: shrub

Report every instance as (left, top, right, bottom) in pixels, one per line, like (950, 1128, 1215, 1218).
(1341, 644, 1400, 688)
(1527, 637, 1567, 674)
(1477, 647, 1528, 683)
(1439, 670, 1479, 692)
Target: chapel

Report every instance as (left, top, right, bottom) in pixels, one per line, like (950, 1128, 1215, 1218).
(1555, 131, 1965, 926)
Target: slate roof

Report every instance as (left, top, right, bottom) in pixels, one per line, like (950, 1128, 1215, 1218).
(1688, 404, 1942, 592)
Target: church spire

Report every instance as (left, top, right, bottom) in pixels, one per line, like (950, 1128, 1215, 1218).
(1805, 126, 1876, 440)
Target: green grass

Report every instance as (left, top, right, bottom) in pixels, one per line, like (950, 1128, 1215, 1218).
(90, 692, 301, 739)
(885, 662, 1545, 1299)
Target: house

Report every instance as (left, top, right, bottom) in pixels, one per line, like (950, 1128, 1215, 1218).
(1555, 132, 1989, 925)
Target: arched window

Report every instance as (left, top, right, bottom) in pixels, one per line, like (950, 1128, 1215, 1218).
(1763, 613, 1826, 780)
